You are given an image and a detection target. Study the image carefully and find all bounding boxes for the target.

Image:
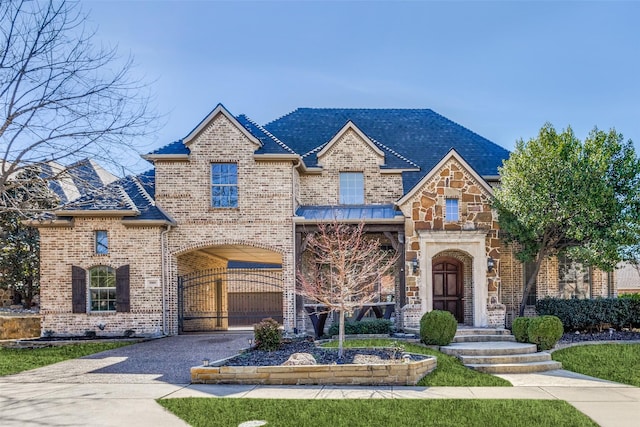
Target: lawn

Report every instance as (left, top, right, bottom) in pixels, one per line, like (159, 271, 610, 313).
(322, 338, 511, 387)
(158, 398, 597, 427)
(0, 342, 131, 376)
(552, 343, 640, 387)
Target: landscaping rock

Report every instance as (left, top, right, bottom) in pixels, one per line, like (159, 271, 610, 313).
(282, 352, 317, 366)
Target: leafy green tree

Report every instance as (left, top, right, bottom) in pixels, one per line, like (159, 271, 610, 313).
(0, 168, 57, 308)
(494, 123, 640, 316)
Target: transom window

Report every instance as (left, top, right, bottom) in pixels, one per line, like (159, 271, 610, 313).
(339, 172, 364, 204)
(445, 198, 459, 222)
(211, 163, 238, 208)
(89, 266, 116, 312)
(95, 230, 108, 255)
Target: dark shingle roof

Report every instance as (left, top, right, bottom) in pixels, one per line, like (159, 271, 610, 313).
(264, 108, 510, 192)
(235, 114, 296, 155)
(59, 170, 172, 223)
(148, 140, 190, 156)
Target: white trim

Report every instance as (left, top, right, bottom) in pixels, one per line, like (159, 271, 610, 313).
(316, 121, 385, 163)
(55, 209, 138, 217)
(417, 230, 489, 327)
(183, 104, 262, 148)
(396, 149, 494, 207)
(142, 154, 190, 162)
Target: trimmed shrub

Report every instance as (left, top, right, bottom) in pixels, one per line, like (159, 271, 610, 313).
(420, 310, 458, 346)
(327, 319, 393, 337)
(511, 317, 531, 343)
(254, 318, 282, 351)
(527, 315, 563, 351)
(536, 297, 640, 331)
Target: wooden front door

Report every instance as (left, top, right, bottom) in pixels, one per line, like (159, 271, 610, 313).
(432, 258, 464, 323)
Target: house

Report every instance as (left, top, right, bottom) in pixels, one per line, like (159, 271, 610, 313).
(29, 104, 618, 337)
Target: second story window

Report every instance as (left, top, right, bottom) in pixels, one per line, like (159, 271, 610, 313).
(211, 163, 238, 208)
(339, 172, 364, 204)
(445, 198, 459, 222)
(95, 230, 108, 255)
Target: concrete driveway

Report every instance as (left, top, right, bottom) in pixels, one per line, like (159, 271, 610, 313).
(1, 334, 639, 427)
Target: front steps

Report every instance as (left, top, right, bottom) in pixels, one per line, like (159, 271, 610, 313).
(441, 328, 562, 374)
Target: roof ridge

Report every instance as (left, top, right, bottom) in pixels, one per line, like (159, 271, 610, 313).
(132, 175, 155, 206)
(242, 115, 296, 154)
(117, 182, 140, 213)
(368, 136, 421, 169)
(263, 108, 299, 128)
(302, 142, 328, 158)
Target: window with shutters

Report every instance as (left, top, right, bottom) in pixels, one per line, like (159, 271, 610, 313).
(89, 266, 116, 311)
(72, 265, 130, 313)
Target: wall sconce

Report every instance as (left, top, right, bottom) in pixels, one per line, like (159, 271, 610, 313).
(487, 257, 495, 273)
(202, 358, 210, 367)
(411, 258, 419, 274)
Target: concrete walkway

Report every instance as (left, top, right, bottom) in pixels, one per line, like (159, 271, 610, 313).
(0, 336, 639, 426)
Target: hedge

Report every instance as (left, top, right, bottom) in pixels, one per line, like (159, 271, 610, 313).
(326, 319, 393, 336)
(535, 297, 640, 332)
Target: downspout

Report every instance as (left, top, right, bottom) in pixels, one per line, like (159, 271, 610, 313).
(291, 159, 302, 334)
(161, 225, 172, 336)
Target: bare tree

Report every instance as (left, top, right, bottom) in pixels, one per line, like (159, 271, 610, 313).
(297, 221, 398, 358)
(0, 0, 156, 215)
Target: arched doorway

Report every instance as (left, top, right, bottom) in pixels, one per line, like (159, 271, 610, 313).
(432, 257, 464, 323)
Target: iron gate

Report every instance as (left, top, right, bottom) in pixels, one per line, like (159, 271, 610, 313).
(178, 268, 283, 332)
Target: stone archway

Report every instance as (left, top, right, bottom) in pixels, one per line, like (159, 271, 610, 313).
(418, 230, 489, 327)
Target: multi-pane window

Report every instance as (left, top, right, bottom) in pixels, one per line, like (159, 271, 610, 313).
(445, 198, 459, 222)
(95, 230, 108, 255)
(339, 172, 364, 204)
(558, 255, 591, 299)
(211, 163, 238, 208)
(523, 262, 538, 305)
(89, 266, 116, 312)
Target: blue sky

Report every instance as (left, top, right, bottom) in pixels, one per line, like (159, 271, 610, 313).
(85, 1, 640, 173)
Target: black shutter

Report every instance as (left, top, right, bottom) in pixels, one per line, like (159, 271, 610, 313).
(71, 266, 86, 313)
(116, 264, 130, 312)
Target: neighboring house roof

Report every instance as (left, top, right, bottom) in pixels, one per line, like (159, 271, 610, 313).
(40, 159, 119, 203)
(264, 108, 509, 192)
(56, 170, 174, 224)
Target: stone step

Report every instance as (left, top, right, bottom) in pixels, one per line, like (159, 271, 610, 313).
(466, 360, 562, 374)
(453, 334, 516, 343)
(455, 328, 512, 336)
(440, 341, 538, 357)
(459, 352, 553, 365)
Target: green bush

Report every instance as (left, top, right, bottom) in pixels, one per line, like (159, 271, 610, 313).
(254, 318, 282, 351)
(536, 297, 640, 331)
(619, 292, 640, 301)
(420, 310, 458, 346)
(511, 317, 531, 343)
(527, 315, 563, 351)
(327, 319, 392, 337)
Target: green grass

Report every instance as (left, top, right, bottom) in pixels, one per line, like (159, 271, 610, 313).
(0, 342, 131, 376)
(552, 343, 640, 387)
(321, 338, 511, 387)
(158, 398, 597, 427)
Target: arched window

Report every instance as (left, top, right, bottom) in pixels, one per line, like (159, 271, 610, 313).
(89, 266, 116, 311)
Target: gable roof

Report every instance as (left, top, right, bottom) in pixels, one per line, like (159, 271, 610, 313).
(55, 169, 175, 225)
(264, 108, 509, 192)
(396, 148, 495, 207)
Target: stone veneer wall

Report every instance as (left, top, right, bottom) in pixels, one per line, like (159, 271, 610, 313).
(155, 113, 296, 334)
(298, 128, 404, 206)
(38, 218, 164, 336)
(398, 157, 500, 328)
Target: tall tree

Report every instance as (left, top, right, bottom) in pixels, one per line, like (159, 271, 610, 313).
(494, 123, 640, 316)
(297, 222, 398, 358)
(0, 0, 155, 215)
(0, 167, 57, 307)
